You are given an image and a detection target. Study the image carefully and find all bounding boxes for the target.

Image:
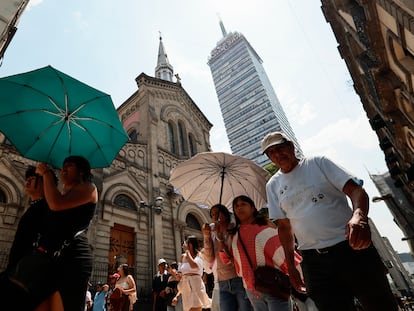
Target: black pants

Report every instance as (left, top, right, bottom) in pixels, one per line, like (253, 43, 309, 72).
(56, 236, 93, 311)
(301, 241, 398, 311)
(0, 271, 34, 310)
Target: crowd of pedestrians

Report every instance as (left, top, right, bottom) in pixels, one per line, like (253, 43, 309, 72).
(160, 130, 399, 311)
(0, 130, 406, 311)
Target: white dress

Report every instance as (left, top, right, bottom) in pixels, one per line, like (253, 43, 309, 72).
(178, 254, 211, 311)
(115, 276, 137, 311)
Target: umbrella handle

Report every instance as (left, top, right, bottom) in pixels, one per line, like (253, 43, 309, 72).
(219, 167, 225, 205)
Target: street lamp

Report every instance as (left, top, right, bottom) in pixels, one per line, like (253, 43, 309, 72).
(372, 193, 393, 203)
(153, 196, 164, 214)
(372, 194, 414, 295)
(139, 196, 164, 279)
(372, 194, 414, 241)
(139, 196, 164, 214)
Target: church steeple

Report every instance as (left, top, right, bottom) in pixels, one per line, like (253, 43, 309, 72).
(155, 34, 174, 82)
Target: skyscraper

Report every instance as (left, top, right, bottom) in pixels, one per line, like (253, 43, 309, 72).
(208, 20, 302, 166)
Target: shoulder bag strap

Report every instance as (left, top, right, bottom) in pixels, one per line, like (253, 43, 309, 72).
(237, 229, 255, 270)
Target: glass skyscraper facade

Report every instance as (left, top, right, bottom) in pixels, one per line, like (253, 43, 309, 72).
(208, 23, 302, 166)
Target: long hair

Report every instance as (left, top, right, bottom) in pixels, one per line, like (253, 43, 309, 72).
(210, 203, 231, 223)
(25, 165, 58, 187)
(231, 195, 267, 234)
(63, 155, 93, 182)
(187, 235, 199, 253)
(120, 263, 130, 276)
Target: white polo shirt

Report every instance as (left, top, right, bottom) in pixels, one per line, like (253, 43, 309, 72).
(267, 156, 357, 250)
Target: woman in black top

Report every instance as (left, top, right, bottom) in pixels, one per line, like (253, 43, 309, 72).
(1, 166, 59, 310)
(165, 262, 180, 311)
(37, 155, 98, 311)
(7, 166, 57, 271)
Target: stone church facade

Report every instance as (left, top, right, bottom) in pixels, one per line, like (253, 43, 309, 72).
(0, 36, 213, 299)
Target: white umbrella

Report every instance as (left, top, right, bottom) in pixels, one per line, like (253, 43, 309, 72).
(169, 152, 270, 210)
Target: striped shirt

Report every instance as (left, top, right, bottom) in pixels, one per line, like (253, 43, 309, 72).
(231, 223, 302, 291)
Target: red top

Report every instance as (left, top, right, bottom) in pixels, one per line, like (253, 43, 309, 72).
(230, 224, 302, 291)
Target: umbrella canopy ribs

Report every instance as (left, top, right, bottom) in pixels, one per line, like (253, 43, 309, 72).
(0, 65, 128, 168)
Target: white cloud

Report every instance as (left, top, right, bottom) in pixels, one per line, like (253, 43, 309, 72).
(302, 114, 377, 154)
(72, 11, 89, 31)
(293, 101, 317, 126)
(276, 83, 317, 128)
(27, 0, 43, 9)
(210, 127, 231, 153)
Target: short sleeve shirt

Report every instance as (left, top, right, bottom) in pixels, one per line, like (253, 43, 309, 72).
(266, 156, 356, 250)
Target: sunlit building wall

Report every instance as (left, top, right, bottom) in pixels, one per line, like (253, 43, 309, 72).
(0, 0, 29, 60)
(321, 0, 414, 254)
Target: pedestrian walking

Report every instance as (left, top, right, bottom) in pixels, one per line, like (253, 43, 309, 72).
(262, 131, 398, 311)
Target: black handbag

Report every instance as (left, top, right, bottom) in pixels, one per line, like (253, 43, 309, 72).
(238, 231, 291, 300)
(7, 229, 87, 298)
(253, 266, 291, 300)
(8, 248, 57, 298)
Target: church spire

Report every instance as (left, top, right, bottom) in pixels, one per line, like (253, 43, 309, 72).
(155, 33, 174, 82)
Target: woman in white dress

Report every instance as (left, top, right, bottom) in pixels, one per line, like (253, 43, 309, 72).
(173, 236, 211, 311)
(114, 264, 137, 311)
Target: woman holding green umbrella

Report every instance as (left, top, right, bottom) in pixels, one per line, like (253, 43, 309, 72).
(35, 155, 98, 310)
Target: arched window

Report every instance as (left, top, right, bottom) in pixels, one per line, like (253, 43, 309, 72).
(185, 213, 201, 230)
(168, 122, 176, 154)
(114, 194, 136, 210)
(128, 129, 138, 141)
(0, 188, 6, 203)
(178, 121, 187, 156)
(188, 134, 197, 156)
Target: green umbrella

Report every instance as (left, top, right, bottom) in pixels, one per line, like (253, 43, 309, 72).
(0, 65, 128, 168)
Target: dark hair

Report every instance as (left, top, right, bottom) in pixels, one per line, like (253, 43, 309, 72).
(25, 165, 58, 186)
(187, 235, 199, 252)
(210, 204, 231, 223)
(231, 195, 267, 233)
(63, 156, 93, 182)
(25, 166, 38, 179)
(170, 262, 178, 270)
(120, 263, 130, 276)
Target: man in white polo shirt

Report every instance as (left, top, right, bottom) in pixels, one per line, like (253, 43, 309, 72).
(262, 131, 397, 311)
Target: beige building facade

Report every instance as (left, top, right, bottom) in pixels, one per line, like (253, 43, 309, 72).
(321, 0, 414, 252)
(0, 0, 28, 60)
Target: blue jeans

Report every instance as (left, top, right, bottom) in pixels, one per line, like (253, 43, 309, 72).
(245, 288, 289, 311)
(218, 277, 253, 311)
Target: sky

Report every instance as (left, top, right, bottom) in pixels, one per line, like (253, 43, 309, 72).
(1, 0, 410, 253)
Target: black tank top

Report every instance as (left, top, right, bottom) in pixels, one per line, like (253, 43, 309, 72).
(39, 202, 96, 250)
